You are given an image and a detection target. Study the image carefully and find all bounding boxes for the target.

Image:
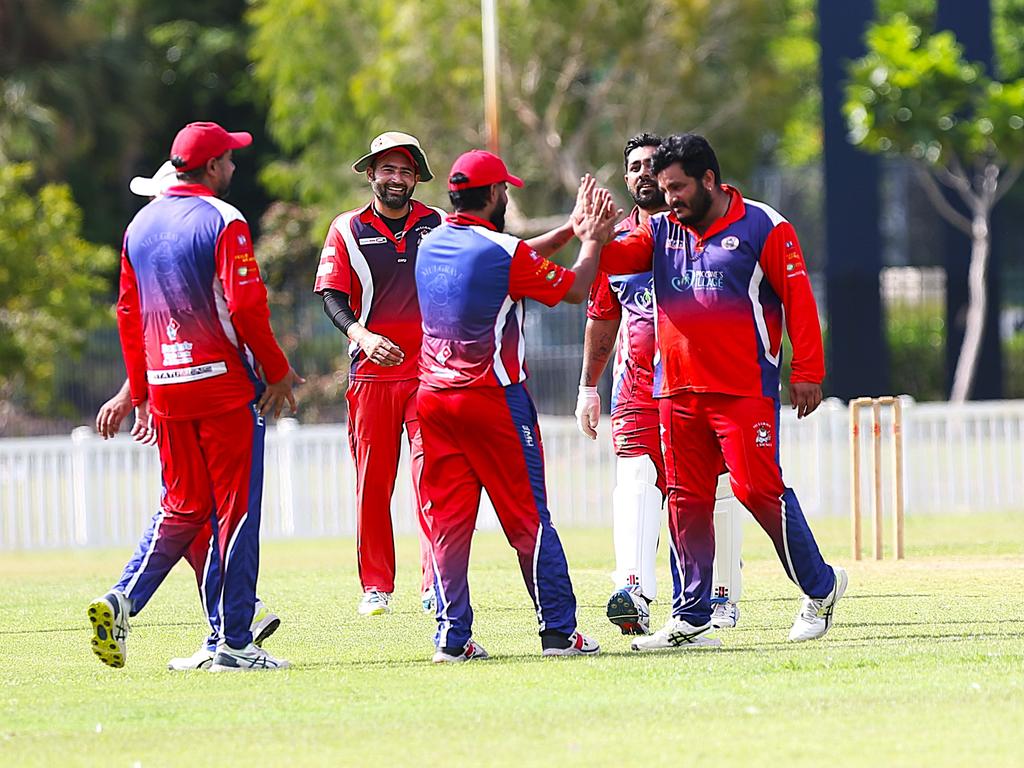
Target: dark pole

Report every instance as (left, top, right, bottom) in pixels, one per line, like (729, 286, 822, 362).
(819, 0, 888, 399)
(936, 0, 1002, 399)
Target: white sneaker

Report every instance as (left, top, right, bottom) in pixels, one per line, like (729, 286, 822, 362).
(432, 639, 489, 663)
(88, 591, 131, 668)
(606, 587, 651, 635)
(167, 645, 216, 671)
(541, 630, 601, 657)
(421, 588, 436, 616)
(710, 601, 740, 629)
(209, 642, 291, 672)
(788, 566, 848, 642)
(631, 618, 722, 651)
(358, 589, 392, 616)
(251, 600, 281, 646)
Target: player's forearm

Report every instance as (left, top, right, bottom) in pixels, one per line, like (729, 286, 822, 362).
(580, 318, 618, 386)
(231, 304, 290, 384)
(562, 240, 602, 304)
(322, 288, 358, 335)
(525, 219, 575, 257)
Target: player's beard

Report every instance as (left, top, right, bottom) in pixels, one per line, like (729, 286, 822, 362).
(673, 184, 713, 227)
(631, 178, 664, 212)
(371, 177, 414, 210)
(489, 196, 507, 232)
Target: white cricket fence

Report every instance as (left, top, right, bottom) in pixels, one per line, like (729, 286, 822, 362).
(2, 398, 1023, 550)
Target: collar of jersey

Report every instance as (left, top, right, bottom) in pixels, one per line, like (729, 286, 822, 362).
(446, 211, 496, 230)
(357, 199, 435, 251)
(164, 183, 217, 197)
(616, 205, 644, 233)
(668, 184, 745, 242)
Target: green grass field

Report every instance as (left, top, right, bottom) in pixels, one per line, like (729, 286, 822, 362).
(2, 513, 1022, 767)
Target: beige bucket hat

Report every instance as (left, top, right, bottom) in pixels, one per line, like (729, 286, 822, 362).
(352, 131, 434, 181)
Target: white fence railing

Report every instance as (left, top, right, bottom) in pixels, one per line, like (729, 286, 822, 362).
(2, 399, 1023, 550)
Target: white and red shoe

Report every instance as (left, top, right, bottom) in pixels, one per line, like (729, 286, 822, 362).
(541, 630, 600, 657)
(432, 639, 489, 664)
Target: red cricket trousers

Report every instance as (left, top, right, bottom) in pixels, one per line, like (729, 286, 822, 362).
(346, 378, 432, 593)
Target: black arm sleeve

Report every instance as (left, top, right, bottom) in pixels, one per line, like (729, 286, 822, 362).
(322, 288, 358, 335)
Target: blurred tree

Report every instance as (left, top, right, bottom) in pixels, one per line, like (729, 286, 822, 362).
(0, 0, 268, 246)
(845, 13, 1024, 401)
(0, 164, 116, 422)
(249, 0, 817, 235)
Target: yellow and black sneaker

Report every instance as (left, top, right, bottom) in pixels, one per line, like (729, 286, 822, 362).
(87, 591, 131, 668)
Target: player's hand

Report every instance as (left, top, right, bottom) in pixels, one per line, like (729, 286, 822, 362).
(360, 332, 405, 367)
(96, 387, 132, 439)
(570, 174, 597, 230)
(129, 401, 158, 446)
(258, 367, 305, 419)
(575, 185, 621, 243)
(790, 381, 822, 419)
(575, 385, 601, 440)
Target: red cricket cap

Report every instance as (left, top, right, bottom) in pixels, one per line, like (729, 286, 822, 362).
(170, 122, 252, 172)
(448, 150, 523, 191)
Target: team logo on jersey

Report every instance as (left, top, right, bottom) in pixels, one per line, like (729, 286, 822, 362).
(422, 265, 458, 307)
(634, 285, 654, 311)
(237, 234, 247, 247)
(545, 269, 558, 282)
(414, 225, 434, 244)
(237, 266, 249, 277)
(721, 236, 740, 250)
(166, 318, 180, 341)
(754, 421, 773, 448)
(671, 270, 725, 291)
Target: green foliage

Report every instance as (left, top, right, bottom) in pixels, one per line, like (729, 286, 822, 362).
(993, 0, 1024, 79)
(1004, 328, 1024, 397)
(886, 303, 946, 401)
(0, 164, 117, 411)
(845, 13, 1024, 167)
(248, 0, 816, 225)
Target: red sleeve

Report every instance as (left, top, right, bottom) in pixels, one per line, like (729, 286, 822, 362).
(116, 243, 148, 406)
(587, 270, 621, 321)
(312, 219, 352, 294)
(216, 219, 290, 384)
(508, 241, 575, 306)
(760, 222, 825, 384)
(599, 221, 655, 275)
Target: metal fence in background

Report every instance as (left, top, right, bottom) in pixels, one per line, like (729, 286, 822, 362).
(2, 398, 1023, 551)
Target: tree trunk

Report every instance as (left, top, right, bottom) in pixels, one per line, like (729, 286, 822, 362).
(949, 207, 991, 402)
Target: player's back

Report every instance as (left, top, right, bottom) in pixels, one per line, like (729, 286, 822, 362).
(123, 192, 262, 419)
(416, 220, 524, 389)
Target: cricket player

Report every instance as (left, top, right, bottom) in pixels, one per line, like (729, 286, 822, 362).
(88, 122, 300, 671)
(313, 131, 443, 617)
(93, 162, 282, 670)
(415, 151, 618, 662)
(598, 133, 848, 650)
(575, 133, 743, 635)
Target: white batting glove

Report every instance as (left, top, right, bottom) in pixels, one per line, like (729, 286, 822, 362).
(575, 385, 601, 440)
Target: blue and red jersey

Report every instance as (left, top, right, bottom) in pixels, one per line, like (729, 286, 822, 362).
(587, 208, 657, 412)
(313, 200, 444, 381)
(599, 186, 824, 400)
(117, 183, 289, 420)
(416, 213, 575, 389)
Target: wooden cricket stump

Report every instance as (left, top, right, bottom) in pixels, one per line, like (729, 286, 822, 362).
(849, 396, 905, 561)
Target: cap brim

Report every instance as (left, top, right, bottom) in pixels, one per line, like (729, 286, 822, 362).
(129, 177, 160, 197)
(226, 131, 253, 149)
(506, 173, 524, 188)
(352, 145, 434, 182)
